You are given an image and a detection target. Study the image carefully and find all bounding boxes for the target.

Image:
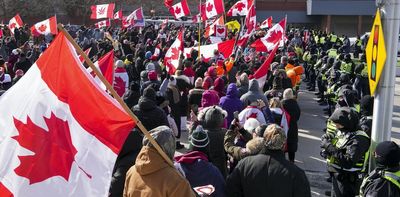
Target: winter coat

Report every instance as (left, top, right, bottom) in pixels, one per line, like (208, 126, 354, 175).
(214, 77, 226, 98)
(140, 80, 161, 94)
(123, 147, 195, 197)
(226, 150, 311, 197)
(282, 99, 301, 152)
(237, 75, 249, 98)
(238, 106, 267, 126)
(219, 84, 243, 125)
(188, 88, 205, 110)
(361, 168, 400, 197)
(109, 131, 143, 197)
(175, 151, 226, 197)
(240, 79, 268, 107)
(132, 98, 169, 130)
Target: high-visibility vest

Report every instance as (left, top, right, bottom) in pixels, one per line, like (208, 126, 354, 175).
(361, 64, 368, 77)
(356, 39, 362, 47)
(328, 130, 370, 172)
(328, 49, 337, 58)
(384, 171, 400, 189)
(303, 51, 311, 62)
(330, 34, 338, 43)
(320, 36, 326, 44)
(341, 61, 352, 74)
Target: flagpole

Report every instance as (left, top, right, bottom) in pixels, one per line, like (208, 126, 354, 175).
(57, 24, 175, 168)
(198, 0, 202, 58)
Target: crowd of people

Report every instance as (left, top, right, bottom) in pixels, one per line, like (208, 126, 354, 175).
(0, 21, 399, 197)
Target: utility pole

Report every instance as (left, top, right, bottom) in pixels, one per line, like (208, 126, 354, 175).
(369, 0, 400, 171)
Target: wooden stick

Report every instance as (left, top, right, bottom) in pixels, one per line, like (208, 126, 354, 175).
(57, 24, 174, 167)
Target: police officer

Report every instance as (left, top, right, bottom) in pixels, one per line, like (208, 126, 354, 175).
(321, 107, 370, 197)
(360, 141, 400, 197)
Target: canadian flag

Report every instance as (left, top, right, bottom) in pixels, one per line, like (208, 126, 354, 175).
(251, 43, 279, 89)
(251, 18, 287, 52)
(30, 16, 58, 37)
(8, 14, 24, 34)
(113, 10, 123, 20)
(0, 33, 134, 196)
(164, 30, 184, 75)
(114, 67, 129, 97)
(226, 0, 253, 17)
(91, 3, 115, 19)
(169, 0, 191, 19)
(204, 0, 225, 19)
(123, 7, 145, 28)
(95, 19, 111, 28)
(183, 39, 235, 62)
(87, 50, 114, 91)
(204, 15, 224, 38)
(260, 16, 273, 29)
(236, 4, 256, 47)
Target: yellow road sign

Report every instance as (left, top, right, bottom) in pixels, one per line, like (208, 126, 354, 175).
(366, 9, 387, 95)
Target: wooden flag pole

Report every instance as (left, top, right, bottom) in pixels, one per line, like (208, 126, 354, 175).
(57, 24, 174, 167)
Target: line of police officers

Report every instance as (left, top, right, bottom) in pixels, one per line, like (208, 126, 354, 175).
(299, 30, 400, 197)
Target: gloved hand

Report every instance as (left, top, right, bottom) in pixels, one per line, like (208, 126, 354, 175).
(325, 144, 337, 156)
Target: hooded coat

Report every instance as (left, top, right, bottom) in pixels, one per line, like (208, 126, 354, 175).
(282, 98, 301, 152)
(123, 147, 195, 197)
(132, 88, 169, 130)
(213, 77, 226, 98)
(240, 79, 268, 107)
(237, 74, 249, 97)
(201, 90, 220, 108)
(219, 84, 244, 125)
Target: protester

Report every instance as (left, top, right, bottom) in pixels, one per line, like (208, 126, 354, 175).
(123, 126, 195, 197)
(219, 83, 244, 125)
(226, 124, 311, 197)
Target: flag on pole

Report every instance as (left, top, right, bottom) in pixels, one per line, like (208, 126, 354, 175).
(90, 3, 115, 19)
(164, 29, 184, 74)
(78, 48, 92, 64)
(236, 4, 256, 47)
(260, 16, 273, 29)
(94, 19, 111, 28)
(165, 0, 174, 8)
(8, 14, 23, 34)
(252, 43, 279, 89)
(169, 0, 191, 19)
(204, 0, 225, 19)
(226, 0, 253, 17)
(30, 16, 58, 37)
(251, 18, 287, 52)
(124, 7, 145, 28)
(0, 32, 135, 197)
(113, 10, 123, 20)
(86, 50, 114, 91)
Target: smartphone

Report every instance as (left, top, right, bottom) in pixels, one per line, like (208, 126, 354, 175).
(233, 111, 239, 120)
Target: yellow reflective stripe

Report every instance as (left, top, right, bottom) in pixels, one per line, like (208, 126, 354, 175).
(384, 171, 400, 189)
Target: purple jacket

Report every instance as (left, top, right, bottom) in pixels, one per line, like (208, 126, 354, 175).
(219, 83, 243, 125)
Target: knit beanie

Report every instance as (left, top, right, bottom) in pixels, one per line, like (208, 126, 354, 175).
(115, 60, 125, 68)
(195, 78, 203, 88)
(145, 51, 152, 59)
(244, 118, 260, 134)
(143, 87, 156, 101)
(146, 63, 155, 71)
(375, 141, 400, 168)
(189, 125, 209, 149)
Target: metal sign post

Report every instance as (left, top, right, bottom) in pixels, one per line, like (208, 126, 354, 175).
(369, 0, 400, 172)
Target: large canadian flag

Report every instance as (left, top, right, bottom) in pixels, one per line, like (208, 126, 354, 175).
(251, 43, 279, 89)
(251, 18, 287, 52)
(30, 16, 58, 37)
(0, 33, 135, 196)
(169, 0, 191, 19)
(113, 10, 123, 20)
(226, 0, 253, 17)
(90, 3, 115, 19)
(87, 50, 114, 91)
(8, 14, 23, 34)
(183, 39, 235, 62)
(204, 0, 225, 19)
(164, 30, 184, 75)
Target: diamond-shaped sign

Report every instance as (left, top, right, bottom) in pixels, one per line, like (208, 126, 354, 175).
(366, 9, 386, 95)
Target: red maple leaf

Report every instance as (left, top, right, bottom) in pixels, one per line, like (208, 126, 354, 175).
(9, 23, 16, 30)
(170, 47, 180, 60)
(175, 6, 181, 14)
(247, 112, 258, 119)
(236, 2, 246, 12)
(98, 7, 106, 15)
(38, 24, 47, 32)
(266, 29, 283, 43)
(12, 113, 90, 185)
(114, 76, 126, 97)
(206, 3, 214, 12)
